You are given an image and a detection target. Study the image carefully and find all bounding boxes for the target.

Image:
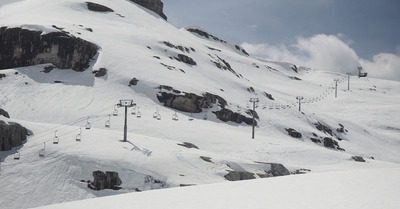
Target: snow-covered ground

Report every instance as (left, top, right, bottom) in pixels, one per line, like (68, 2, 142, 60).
(0, 0, 399, 208)
(36, 167, 400, 209)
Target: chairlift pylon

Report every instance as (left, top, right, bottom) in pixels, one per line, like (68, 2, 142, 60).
(53, 130, 59, 144)
(76, 128, 82, 142)
(39, 142, 45, 157)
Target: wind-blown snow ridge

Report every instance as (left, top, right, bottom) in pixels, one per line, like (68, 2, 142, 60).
(0, 0, 399, 208)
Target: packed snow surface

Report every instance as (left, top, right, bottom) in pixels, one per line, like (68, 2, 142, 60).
(0, 0, 399, 208)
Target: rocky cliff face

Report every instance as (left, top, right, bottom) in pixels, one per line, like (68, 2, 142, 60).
(0, 120, 29, 151)
(0, 27, 98, 71)
(129, 0, 167, 20)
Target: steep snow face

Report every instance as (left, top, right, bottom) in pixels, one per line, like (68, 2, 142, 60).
(0, 0, 400, 209)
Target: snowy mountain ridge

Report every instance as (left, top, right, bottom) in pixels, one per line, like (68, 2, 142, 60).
(0, 0, 399, 208)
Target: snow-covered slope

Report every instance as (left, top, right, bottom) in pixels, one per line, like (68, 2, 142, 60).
(36, 167, 400, 209)
(0, 0, 399, 208)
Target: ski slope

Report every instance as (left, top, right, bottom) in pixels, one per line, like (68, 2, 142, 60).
(36, 167, 400, 209)
(0, 0, 399, 208)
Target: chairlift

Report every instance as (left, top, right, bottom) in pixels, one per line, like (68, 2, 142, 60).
(14, 151, 20, 160)
(188, 113, 194, 121)
(105, 115, 111, 128)
(39, 142, 45, 157)
(76, 128, 82, 142)
(113, 104, 118, 116)
(53, 130, 59, 144)
(85, 118, 91, 130)
(172, 112, 178, 121)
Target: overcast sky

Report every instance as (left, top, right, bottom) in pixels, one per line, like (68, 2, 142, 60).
(163, 0, 400, 81)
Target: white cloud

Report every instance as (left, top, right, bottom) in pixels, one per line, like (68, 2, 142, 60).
(360, 53, 400, 81)
(242, 34, 400, 81)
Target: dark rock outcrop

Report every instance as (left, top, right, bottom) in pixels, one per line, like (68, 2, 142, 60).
(351, 156, 366, 162)
(0, 73, 5, 79)
(225, 171, 256, 181)
(269, 163, 291, 176)
(0, 27, 98, 71)
(177, 142, 199, 149)
(157, 86, 227, 113)
(88, 171, 122, 190)
(0, 120, 29, 151)
(176, 54, 196, 65)
(129, 77, 139, 86)
(263, 91, 275, 100)
(129, 0, 167, 20)
(214, 108, 256, 126)
(92, 68, 107, 77)
(86, 2, 114, 12)
(315, 122, 333, 136)
(285, 128, 302, 138)
(0, 109, 10, 118)
(323, 137, 344, 150)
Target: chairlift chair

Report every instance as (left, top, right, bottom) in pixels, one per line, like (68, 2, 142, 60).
(53, 130, 59, 144)
(172, 112, 178, 121)
(14, 151, 20, 160)
(157, 113, 161, 120)
(85, 117, 91, 130)
(76, 128, 82, 142)
(131, 106, 136, 115)
(203, 113, 208, 120)
(137, 111, 141, 118)
(105, 115, 111, 128)
(188, 113, 194, 121)
(39, 142, 45, 157)
(113, 104, 118, 116)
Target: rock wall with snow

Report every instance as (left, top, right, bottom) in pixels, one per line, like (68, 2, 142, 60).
(0, 27, 98, 71)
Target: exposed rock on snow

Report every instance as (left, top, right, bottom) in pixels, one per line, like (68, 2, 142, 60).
(224, 171, 256, 181)
(0, 27, 98, 71)
(178, 142, 199, 149)
(263, 91, 275, 100)
(213, 108, 256, 126)
(175, 54, 196, 66)
(285, 128, 302, 138)
(128, 77, 139, 86)
(92, 68, 107, 77)
(0, 108, 10, 118)
(351, 156, 366, 162)
(88, 171, 122, 190)
(0, 120, 29, 151)
(129, 0, 167, 20)
(157, 86, 227, 113)
(86, 2, 114, 12)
